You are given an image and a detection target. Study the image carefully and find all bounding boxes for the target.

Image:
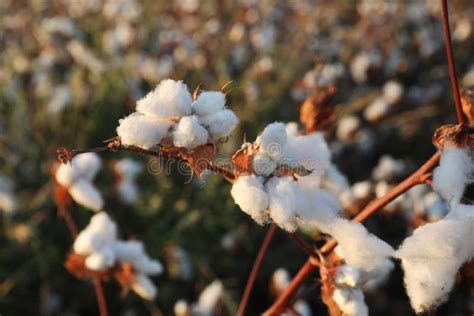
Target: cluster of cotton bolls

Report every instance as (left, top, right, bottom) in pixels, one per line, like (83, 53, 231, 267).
(113, 158, 142, 204)
(231, 122, 394, 271)
(174, 280, 223, 316)
(395, 146, 474, 313)
(55, 153, 104, 212)
(270, 268, 312, 316)
(73, 212, 163, 300)
(331, 246, 394, 316)
(0, 175, 16, 215)
(116, 79, 238, 150)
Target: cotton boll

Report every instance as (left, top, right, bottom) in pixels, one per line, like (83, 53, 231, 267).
(325, 218, 394, 271)
(395, 204, 474, 313)
(192, 91, 226, 116)
(199, 109, 238, 138)
(117, 112, 173, 149)
(372, 155, 405, 181)
(362, 259, 394, 291)
(132, 274, 158, 300)
(89, 212, 117, 241)
(85, 248, 116, 271)
(55, 163, 78, 188)
(265, 176, 299, 232)
(286, 122, 299, 136)
(133, 256, 164, 275)
(68, 179, 104, 212)
(283, 133, 331, 176)
(251, 152, 276, 176)
(350, 53, 371, 84)
(272, 268, 290, 293)
(332, 288, 368, 316)
(336, 116, 361, 142)
(297, 187, 341, 226)
(433, 147, 473, 207)
(114, 158, 142, 179)
(230, 174, 269, 225)
(136, 79, 192, 118)
(423, 192, 448, 222)
(352, 181, 373, 200)
(174, 300, 190, 316)
(324, 165, 350, 195)
(172, 116, 209, 149)
(383, 80, 404, 104)
(73, 229, 106, 256)
(335, 265, 361, 288)
(293, 300, 312, 316)
(72, 153, 102, 182)
(364, 97, 390, 122)
(117, 180, 139, 204)
(114, 240, 145, 262)
(0, 192, 16, 214)
(196, 280, 223, 313)
(256, 122, 287, 160)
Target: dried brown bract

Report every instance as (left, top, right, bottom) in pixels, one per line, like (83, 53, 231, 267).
(300, 86, 336, 133)
(461, 89, 474, 124)
(432, 123, 474, 149)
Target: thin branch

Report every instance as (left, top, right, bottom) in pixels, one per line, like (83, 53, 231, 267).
(441, 0, 464, 123)
(92, 274, 109, 316)
(288, 232, 317, 258)
(237, 223, 277, 316)
(57, 204, 78, 239)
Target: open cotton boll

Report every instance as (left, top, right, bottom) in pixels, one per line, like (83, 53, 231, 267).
(325, 218, 394, 271)
(89, 212, 117, 241)
(272, 268, 290, 293)
(297, 188, 341, 226)
(199, 109, 238, 138)
(335, 265, 361, 288)
(117, 180, 139, 204)
(68, 179, 104, 212)
(372, 155, 405, 181)
(71, 153, 102, 182)
(383, 80, 404, 104)
(433, 147, 473, 207)
(172, 116, 209, 149)
(192, 91, 226, 116)
(174, 300, 190, 316)
(132, 274, 158, 300)
(133, 256, 164, 275)
(324, 165, 350, 195)
(266, 176, 299, 232)
(395, 204, 474, 313)
(293, 300, 312, 316)
(117, 112, 173, 149)
(55, 163, 78, 188)
(114, 158, 142, 179)
(352, 181, 373, 200)
(73, 228, 107, 256)
(230, 174, 269, 225)
(283, 133, 331, 176)
(252, 152, 276, 176)
(364, 97, 390, 122)
(196, 280, 223, 313)
(114, 240, 145, 262)
(285, 122, 299, 136)
(336, 115, 361, 142)
(423, 192, 448, 222)
(136, 79, 192, 118)
(256, 122, 287, 160)
(85, 248, 116, 271)
(332, 287, 368, 316)
(362, 259, 394, 291)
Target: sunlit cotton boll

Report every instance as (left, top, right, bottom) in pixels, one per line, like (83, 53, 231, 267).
(364, 97, 390, 122)
(68, 179, 104, 212)
(85, 248, 116, 271)
(116, 112, 174, 149)
(230, 174, 269, 225)
(256, 122, 287, 161)
(192, 91, 226, 116)
(272, 268, 290, 294)
(283, 133, 331, 175)
(336, 115, 361, 142)
(332, 287, 368, 316)
(174, 300, 190, 316)
(172, 116, 209, 149)
(383, 80, 404, 104)
(136, 79, 192, 118)
(372, 155, 405, 181)
(265, 176, 299, 232)
(198, 109, 238, 139)
(131, 274, 157, 300)
(195, 280, 223, 315)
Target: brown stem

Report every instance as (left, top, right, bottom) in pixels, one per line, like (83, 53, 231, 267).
(92, 274, 109, 316)
(264, 151, 440, 314)
(57, 204, 78, 239)
(441, 0, 464, 123)
(288, 232, 316, 258)
(237, 223, 277, 316)
(263, 259, 315, 316)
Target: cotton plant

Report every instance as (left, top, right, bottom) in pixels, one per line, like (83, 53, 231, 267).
(55, 153, 104, 212)
(394, 143, 474, 313)
(113, 158, 142, 204)
(69, 212, 163, 300)
(230, 122, 394, 271)
(116, 79, 238, 150)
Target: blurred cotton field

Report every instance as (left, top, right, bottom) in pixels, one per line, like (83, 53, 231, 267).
(1, 0, 474, 315)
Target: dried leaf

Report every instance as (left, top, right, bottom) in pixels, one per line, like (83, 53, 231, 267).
(65, 253, 91, 280)
(231, 144, 252, 177)
(432, 124, 474, 149)
(114, 262, 135, 296)
(461, 89, 474, 124)
(300, 86, 336, 133)
(181, 144, 215, 177)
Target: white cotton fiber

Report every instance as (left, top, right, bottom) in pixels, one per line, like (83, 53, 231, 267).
(395, 204, 474, 313)
(383, 80, 404, 104)
(71, 153, 102, 182)
(265, 176, 299, 232)
(364, 97, 389, 122)
(85, 248, 116, 271)
(89, 212, 118, 241)
(272, 268, 290, 293)
(282, 133, 331, 176)
(230, 174, 269, 225)
(196, 280, 223, 312)
(114, 240, 145, 262)
(293, 300, 312, 316)
(332, 287, 368, 316)
(362, 259, 394, 291)
(117, 180, 139, 204)
(114, 158, 142, 179)
(73, 229, 107, 256)
(172, 116, 209, 149)
(256, 122, 287, 160)
(117, 112, 173, 149)
(198, 109, 238, 138)
(174, 300, 190, 316)
(192, 91, 226, 116)
(336, 115, 361, 142)
(133, 256, 164, 275)
(136, 79, 192, 118)
(252, 152, 276, 176)
(335, 265, 361, 288)
(324, 218, 394, 271)
(285, 122, 299, 136)
(324, 165, 350, 195)
(433, 147, 473, 207)
(297, 187, 341, 225)
(68, 179, 104, 212)
(372, 155, 405, 181)
(132, 274, 157, 300)
(0, 192, 16, 215)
